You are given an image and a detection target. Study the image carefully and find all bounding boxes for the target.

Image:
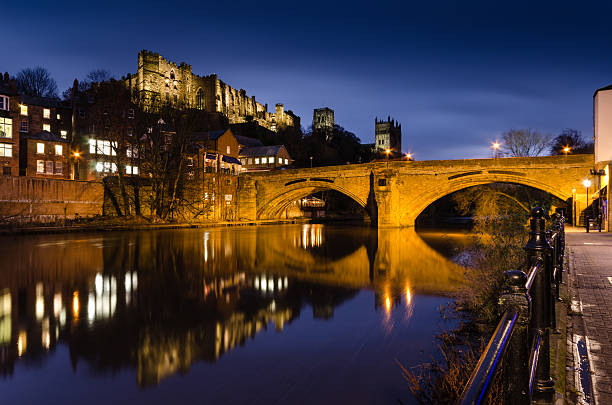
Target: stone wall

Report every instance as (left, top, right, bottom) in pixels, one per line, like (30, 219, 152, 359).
(0, 176, 103, 223)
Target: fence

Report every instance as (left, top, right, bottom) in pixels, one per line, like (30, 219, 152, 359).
(457, 206, 565, 404)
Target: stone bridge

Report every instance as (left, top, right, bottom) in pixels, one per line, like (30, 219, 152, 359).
(236, 154, 596, 227)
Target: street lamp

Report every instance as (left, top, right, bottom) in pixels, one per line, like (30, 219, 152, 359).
(385, 148, 391, 168)
(563, 146, 571, 156)
(583, 178, 591, 232)
(310, 156, 313, 168)
(72, 151, 81, 180)
(492, 141, 500, 159)
(405, 152, 412, 160)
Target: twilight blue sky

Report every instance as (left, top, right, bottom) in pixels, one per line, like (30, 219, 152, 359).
(3, 0, 612, 160)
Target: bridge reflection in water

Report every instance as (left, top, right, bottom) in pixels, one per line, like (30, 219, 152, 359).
(0, 225, 467, 396)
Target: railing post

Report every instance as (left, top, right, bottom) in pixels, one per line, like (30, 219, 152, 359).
(524, 207, 555, 400)
(500, 270, 530, 403)
(555, 208, 565, 284)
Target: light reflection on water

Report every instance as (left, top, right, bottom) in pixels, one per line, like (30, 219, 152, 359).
(0, 225, 471, 404)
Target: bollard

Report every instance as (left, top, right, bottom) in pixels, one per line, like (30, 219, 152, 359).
(586, 213, 590, 233)
(501, 270, 531, 403)
(524, 207, 555, 399)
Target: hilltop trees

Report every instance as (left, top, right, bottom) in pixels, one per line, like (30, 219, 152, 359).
(16, 67, 58, 98)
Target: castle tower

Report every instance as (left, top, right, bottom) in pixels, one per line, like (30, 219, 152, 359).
(312, 107, 334, 139)
(375, 116, 401, 153)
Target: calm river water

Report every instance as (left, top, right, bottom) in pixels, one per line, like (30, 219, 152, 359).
(0, 225, 471, 404)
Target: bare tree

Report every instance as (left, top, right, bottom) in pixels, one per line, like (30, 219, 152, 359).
(16, 67, 58, 98)
(501, 129, 552, 157)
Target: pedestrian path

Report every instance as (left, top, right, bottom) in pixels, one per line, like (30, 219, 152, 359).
(566, 232, 612, 405)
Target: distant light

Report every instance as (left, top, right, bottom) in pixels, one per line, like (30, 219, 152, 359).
(385, 149, 391, 155)
(385, 296, 391, 312)
(563, 146, 571, 153)
(73, 152, 80, 158)
(492, 142, 500, 150)
(405, 152, 412, 160)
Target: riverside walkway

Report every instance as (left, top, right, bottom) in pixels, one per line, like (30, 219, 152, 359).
(566, 230, 612, 405)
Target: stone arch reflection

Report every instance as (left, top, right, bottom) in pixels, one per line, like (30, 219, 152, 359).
(0, 225, 466, 387)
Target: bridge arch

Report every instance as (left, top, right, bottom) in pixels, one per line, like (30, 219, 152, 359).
(257, 180, 368, 220)
(405, 173, 571, 225)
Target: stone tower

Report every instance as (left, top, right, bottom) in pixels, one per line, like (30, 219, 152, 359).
(375, 117, 401, 153)
(312, 107, 335, 139)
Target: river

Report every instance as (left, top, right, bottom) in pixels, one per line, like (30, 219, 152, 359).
(0, 224, 472, 404)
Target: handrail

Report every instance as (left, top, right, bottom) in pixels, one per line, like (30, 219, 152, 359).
(528, 331, 542, 401)
(524, 257, 542, 292)
(457, 208, 566, 404)
(457, 310, 518, 405)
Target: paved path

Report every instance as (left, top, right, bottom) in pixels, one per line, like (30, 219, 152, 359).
(566, 231, 612, 405)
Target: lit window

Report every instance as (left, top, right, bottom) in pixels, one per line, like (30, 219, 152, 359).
(20, 120, 28, 133)
(0, 143, 12, 157)
(43, 109, 50, 119)
(277, 157, 282, 164)
(104, 162, 111, 172)
(37, 160, 44, 173)
(240, 158, 245, 164)
(55, 162, 62, 174)
(262, 157, 267, 164)
(45, 161, 53, 174)
(60, 130, 67, 138)
(20, 105, 27, 116)
(255, 158, 260, 164)
(43, 123, 51, 132)
(126, 165, 132, 174)
(226, 145, 230, 154)
(0, 118, 11, 138)
(89, 139, 96, 154)
(127, 109, 134, 119)
(56, 113, 60, 120)
(133, 166, 138, 175)
(95, 162, 103, 172)
(0, 95, 8, 111)
(284, 159, 288, 165)
(111, 163, 117, 173)
(37, 143, 45, 154)
(55, 145, 63, 155)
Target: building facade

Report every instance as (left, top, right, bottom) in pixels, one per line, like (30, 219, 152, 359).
(239, 145, 292, 172)
(19, 132, 70, 179)
(0, 74, 18, 176)
(312, 107, 334, 139)
(374, 117, 401, 153)
(130, 50, 300, 131)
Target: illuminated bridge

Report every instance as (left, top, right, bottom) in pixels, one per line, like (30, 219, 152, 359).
(236, 154, 597, 227)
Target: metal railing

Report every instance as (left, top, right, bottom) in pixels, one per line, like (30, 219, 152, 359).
(457, 207, 566, 404)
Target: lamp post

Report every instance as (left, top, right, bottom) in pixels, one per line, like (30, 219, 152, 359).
(310, 156, 313, 168)
(583, 178, 591, 232)
(385, 149, 391, 169)
(492, 141, 500, 159)
(572, 187, 576, 226)
(72, 151, 80, 180)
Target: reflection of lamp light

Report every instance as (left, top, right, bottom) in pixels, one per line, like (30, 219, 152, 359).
(385, 296, 391, 312)
(405, 287, 412, 305)
(72, 292, 79, 319)
(17, 330, 27, 356)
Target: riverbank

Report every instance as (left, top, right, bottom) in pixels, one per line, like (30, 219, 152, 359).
(0, 216, 310, 235)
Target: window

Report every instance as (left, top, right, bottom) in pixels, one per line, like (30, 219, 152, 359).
(277, 157, 282, 164)
(127, 109, 134, 119)
(2, 167, 10, 175)
(126, 165, 138, 175)
(37, 143, 44, 154)
(56, 113, 60, 120)
(187, 157, 193, 166)
(248, 158, 252, 165)
(37, 160, 44, 173)
(60, 130, 67, 138)
(43, 109, 50, 119)
(54, 162, 62, 174)
(240, 158, 245, 165)
(55, 145, 62, 155)
(89, 139, 116, 156)
(127, 145, 138, 158)
(95, 162, 103, 172)
(43, 123, 51, 132)
(262, 157, 267, 164)
(0, 118, 11, 138)
(255, 158, 260, 164)
(46, 161, 53, 174)
(226, 145, 230, 154)
(0, 143, 12, 157)
(196, 89, 205, 110)
(20, 120, 28, 133)
(0, 95, 8, 111)
(20, 105, 27, 116)
(284, 159, 288, 165)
